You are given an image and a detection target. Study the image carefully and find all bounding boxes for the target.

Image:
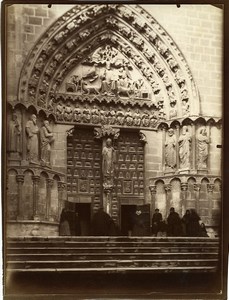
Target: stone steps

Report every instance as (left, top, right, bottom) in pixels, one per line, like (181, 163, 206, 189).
(6, 236, 220, 274)
(7, 259, 218, 270)
(7, 252, 218, 260)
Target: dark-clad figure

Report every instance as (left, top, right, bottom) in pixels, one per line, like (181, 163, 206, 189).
(132, 207, 147, 236)
(182, 209, 191, 236)
(199, 222, 209, 237)
(167, 207, 182, 236)
(91, 207, 114, 236)
(152, 209, 163, 236)
(189, 209, 201, 237)
(59, 208, 71, 236)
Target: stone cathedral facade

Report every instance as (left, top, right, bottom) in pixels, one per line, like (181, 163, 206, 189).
(5, 4, 222, 237)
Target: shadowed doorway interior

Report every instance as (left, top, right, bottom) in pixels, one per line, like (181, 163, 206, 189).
(75, 203, 91, 236)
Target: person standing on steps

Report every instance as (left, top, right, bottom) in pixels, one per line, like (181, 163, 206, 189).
(151, 209, 163, 237)
(167, 207, 182, 237)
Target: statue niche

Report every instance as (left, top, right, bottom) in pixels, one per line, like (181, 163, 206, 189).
(8, 112, 22, 157)
(61, 45, 152, 100)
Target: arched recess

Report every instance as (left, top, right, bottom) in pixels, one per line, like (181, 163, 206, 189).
(17, 4, 200, 123)
(155, 180, 166, 217)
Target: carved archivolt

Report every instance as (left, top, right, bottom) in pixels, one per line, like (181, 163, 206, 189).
(17, 4, 200, 122)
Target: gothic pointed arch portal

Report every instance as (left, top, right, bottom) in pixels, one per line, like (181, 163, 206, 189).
(18, 4, 200, 127)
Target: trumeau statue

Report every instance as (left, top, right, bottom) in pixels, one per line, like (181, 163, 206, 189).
(102, 138, 116, 185)
(197, 127, 209, 169)
(178, 126, 192, 169)
(40, 120, 55, 167)
(8, 113, 21, 155)
(165, 128, 176, 169)
(26, 114, 39, 164)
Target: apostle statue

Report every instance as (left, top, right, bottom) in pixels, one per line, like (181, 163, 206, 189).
(26, 114, 39, 164)
(197, 127, 209, 169)
(102, 138, 116, 185)
(165, 128, 176, 169)
(178, 125, 192, 169)
(8, 113, 21, 155)
(40, 120, 55, 167)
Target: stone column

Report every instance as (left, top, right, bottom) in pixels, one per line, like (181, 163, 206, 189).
(191, 123, 196, 172)
(164, 183, 171, 215)
(94, 126, 120, 216)
(181, 182, 188, 216)
(57, 181, 66, 221)
(161, 126, 166, 173)
(149, 185, 157, 213)
(32, 175, 40, 220)
(46, 178, 54, 221)
(16, 174, 24, 220)
(207, 183, 214, 224)
(103, 186, 112, 216)
(175, 125, 180, 171)
(21, 109, 27, 163)
(193, 183, 201, 213)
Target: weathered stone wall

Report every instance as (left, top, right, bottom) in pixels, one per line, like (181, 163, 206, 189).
(6, 4, 74, 101)
(146, 5, 222, 117)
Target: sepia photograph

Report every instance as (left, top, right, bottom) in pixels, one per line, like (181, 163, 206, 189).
(2, 1, 227, 299)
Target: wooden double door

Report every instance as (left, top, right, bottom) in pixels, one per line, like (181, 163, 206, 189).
(66, 127, 147, 233)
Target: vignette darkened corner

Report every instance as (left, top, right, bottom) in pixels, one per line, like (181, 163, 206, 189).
(2, 1, 227, 299)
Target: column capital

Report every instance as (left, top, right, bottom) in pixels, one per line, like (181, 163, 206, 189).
(103, 183, 113, 193)
(32, 175, 40, 184)
(46, 178, 54, 188)
(207, 183, 214, 193)
(181, 182, 188, 191)
(149, 185, 157, 195)
(57, 181, 66, 191)
(164, 184, 171, 192)
(16, 174, 24, 183)
(193, 183, 201, 191)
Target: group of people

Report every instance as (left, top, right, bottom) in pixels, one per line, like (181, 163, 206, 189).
(59, 206, 208, 237)
(59, 207, 119, 236)
(152, 207, 208, 237)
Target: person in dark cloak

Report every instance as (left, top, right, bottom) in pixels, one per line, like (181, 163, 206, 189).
(167, 207, 182, 236)
(182, 209, 191, 236)
(189, 209, 201, 237)
(91, 207, 114, 236)
(152, 209, 163, 236)
(64, 209, 76, 236)
(198, 222, 209, 237)
(132, 207, 148, 236)
(59, 208, 71, 236)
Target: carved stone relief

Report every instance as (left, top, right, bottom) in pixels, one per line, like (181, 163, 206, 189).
(196, 126, 209, 169)
(53, 101, 159, 128)
(17, 4, 198, 122)
(165, 128, 176, 170)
